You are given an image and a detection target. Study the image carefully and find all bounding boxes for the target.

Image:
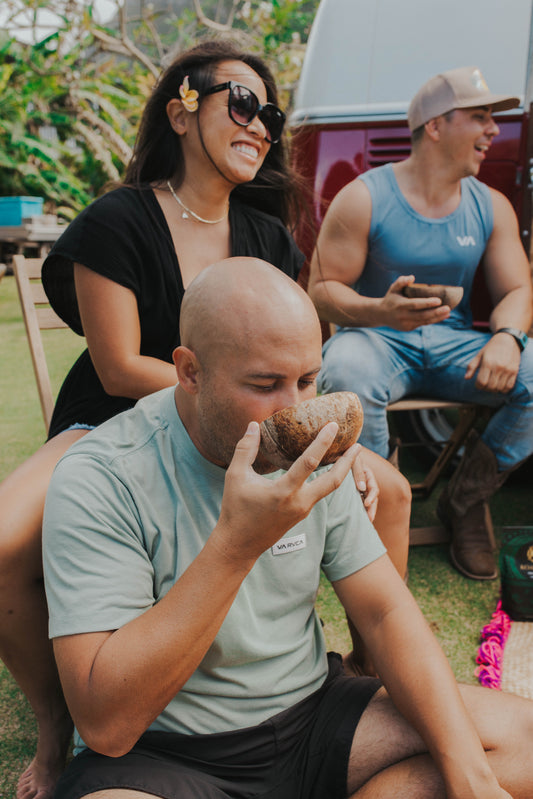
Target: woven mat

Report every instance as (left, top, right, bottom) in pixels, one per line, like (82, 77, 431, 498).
(501, 622, 533, 700)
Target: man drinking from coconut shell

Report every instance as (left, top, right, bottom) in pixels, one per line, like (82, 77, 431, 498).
(43, 257, 533, 799)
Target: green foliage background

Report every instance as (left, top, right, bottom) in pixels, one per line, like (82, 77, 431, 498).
(0, 0, 320, 218)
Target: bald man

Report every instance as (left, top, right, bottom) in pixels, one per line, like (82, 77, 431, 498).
(43, 257, 533, 799)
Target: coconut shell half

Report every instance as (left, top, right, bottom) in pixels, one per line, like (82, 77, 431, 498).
(259, 391, 364, 470)
(402, 283, 464, 310)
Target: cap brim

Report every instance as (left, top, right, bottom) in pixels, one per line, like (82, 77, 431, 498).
(454, 94, 521, 112)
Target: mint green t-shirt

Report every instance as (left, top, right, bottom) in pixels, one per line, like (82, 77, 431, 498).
(43, 387, 385, 752)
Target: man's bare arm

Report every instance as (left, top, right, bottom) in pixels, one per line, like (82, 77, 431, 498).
(484, 189, 533, 332)
(308, 179, 450, 329)
(465, 189, 532, 392)
(335, 558, 508, 798)
(53, 423, 358, 758)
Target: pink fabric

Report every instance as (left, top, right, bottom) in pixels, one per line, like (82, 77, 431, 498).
(475, 600, 512, 690)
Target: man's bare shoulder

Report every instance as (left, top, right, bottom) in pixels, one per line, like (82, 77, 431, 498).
(322, 177, 372, 238)
(330, 176, 372, 213)
(486, 185, 524, 240)
(487, 185, 517, 217)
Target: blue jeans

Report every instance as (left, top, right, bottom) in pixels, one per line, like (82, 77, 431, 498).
(319, 325, 533, 471)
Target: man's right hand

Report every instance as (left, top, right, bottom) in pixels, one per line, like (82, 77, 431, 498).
(213, 421, 360, 568)
(380, 276, 451, 330)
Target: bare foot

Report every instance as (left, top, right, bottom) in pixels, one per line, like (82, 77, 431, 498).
(17, 759, 58, 799)
(17, 713, 73, 799)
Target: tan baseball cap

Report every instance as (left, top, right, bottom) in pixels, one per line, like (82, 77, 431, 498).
(407, 66, 520, 131)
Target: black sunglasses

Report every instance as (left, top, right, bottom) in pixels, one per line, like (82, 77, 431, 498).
(201, 81, 286, 144)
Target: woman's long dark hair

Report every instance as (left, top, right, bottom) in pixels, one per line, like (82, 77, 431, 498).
(123, 39, 306, 228)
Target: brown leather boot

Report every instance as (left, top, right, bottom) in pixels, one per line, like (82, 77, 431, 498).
(437, 431, 516, 580)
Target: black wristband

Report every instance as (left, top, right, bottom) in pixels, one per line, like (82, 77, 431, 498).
(494, 327, 528, 352)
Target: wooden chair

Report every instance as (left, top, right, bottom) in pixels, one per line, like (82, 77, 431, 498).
(387, 397, 482, 499)
(11, 254, 68, 431)
(387, 397, 484, 546)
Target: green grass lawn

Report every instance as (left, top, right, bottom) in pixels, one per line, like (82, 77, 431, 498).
(0, 272, 531, 796)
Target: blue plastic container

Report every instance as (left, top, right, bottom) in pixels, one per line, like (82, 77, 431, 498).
(0, 196, 44, 226)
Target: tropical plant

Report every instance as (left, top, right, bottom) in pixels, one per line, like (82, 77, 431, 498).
(0, 0, 320, 216)
(0, 1, 151, 216)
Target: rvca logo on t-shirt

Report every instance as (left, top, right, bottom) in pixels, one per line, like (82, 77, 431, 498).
(457, 235, 476, 246)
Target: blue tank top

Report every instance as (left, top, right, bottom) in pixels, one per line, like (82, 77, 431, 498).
(357, 163, 493, 328)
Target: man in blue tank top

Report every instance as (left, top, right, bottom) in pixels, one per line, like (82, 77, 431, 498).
(308, 66, 533, 581)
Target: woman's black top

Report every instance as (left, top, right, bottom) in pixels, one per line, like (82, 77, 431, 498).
(42, 186, 304, 438)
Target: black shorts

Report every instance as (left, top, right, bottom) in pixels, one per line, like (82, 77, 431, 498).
(55, 653, 381, 799)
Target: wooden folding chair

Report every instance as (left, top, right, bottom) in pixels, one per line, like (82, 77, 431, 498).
(387, 397, 482, 498)
(387, 397, 484, 546)
(11, 254, 68, 431)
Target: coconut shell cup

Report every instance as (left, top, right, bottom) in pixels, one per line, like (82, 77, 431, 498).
(259, 391, 364, 471)
(402, 283, 464, 310)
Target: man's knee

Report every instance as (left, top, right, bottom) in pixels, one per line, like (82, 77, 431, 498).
(507, 695, 533, 745)
(347, 688, 426, 792)
(457, 683, 533, 750)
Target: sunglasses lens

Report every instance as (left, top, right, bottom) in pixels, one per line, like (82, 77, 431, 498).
(229, 85, 258, 127)
(228, 84, 285, 144)
(259, 106, 285, 144)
